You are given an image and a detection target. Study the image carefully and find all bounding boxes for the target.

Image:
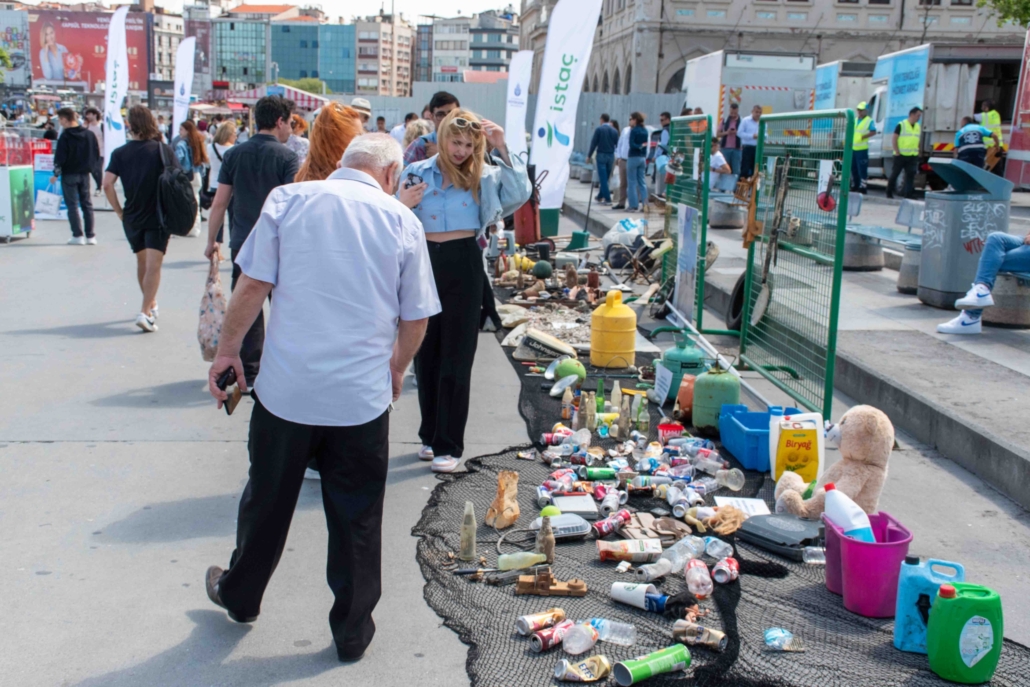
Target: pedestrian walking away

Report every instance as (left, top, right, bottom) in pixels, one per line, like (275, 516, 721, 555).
(653, 112, 672, 198)
(399, 109, 531, 473)
(738, 105, 762, 179)
(612, 121, 630, 209)
(954, 116, 999, 170)
(206, 121, 237, 245)
(205, 133, 441, 662)
(937, 230, 1030, 335)
(587, 113, 619, 205)
(625, 111, 649, 213)
(887, 106, 922, 199)
(205, 95, 300, 389)
(286, 114, 310, 165)
(718, 103, 742, 176)
(852, 101, 876, 194)
(175, 120, 209, 237)
(403, 91, 461, 165)
(83, 106, 104, 193)
(51, 107, 100, 245)
(294, 103, 363, 183)
(103, 106, 171, 333)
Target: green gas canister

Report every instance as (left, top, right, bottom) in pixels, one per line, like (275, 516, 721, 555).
(927, 583, 1003, 684)
(691, 365, 740, 436)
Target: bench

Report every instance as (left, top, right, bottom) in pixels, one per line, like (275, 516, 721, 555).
(845, 199, 924, 271)
(983, 271, 1030, 328)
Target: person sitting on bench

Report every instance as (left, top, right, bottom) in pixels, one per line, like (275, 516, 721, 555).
(938, 230, 1030, 334)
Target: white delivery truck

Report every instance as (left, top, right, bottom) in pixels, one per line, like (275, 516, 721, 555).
(681, 51, 817, 129)
(865, 43, 1021, 188)
(814, 61, 875, 112)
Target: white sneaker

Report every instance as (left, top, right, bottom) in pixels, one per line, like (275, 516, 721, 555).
(418, 445, 434, 461)
(150, 303, 159, 321)
(134, 313, 158, 332)
(67, 236, 86, 245)
(937, 311, 982, 335)
(431, 455, 460, 473)
(304, 467, 321, 480)
(187, 226, 202, 237)
(954, 283, 994, 309)
(86, 236, 97, 245)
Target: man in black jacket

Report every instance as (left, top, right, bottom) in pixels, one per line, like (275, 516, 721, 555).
(51, 107, 100, 245)
(588, 113, 619, 204)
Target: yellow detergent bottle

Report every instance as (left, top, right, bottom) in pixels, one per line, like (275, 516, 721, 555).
(769, 411, 824, 484)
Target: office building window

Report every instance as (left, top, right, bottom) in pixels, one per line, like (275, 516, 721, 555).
(300, 70, 307, 77)
(920, 14, 940, 22)
(951, 14, 972, 22)
(951, 0, 973, 4)
(282, 25, 290, 32)
(837, 13, 858, 21)
(300, 40, 307, 48)
(787, 11, 808, 19)
(757, 11, 777, 19)
(869, 14, 890, 22)
(708, 9, 726, 17)
(868, 0, 892, 4)
(918, 0, 940, 5)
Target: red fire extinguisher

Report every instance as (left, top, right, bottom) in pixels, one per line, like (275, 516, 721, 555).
(514, 164, 541, 247)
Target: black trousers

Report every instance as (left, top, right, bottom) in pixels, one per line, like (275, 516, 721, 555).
(415, 237, 483, 458)
(217, 395, 390, 659)
(62, 173, 94, 238)
(888, 155, 919, 198)
(740, 145, 757, 179)
(957, 149, 986, 169)
(480, 268, 500, 328)
(230, 247, 267, 386)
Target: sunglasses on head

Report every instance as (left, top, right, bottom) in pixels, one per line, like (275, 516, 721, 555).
(451, 117, 482, 132)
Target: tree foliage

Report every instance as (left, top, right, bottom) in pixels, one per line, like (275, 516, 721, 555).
(278, 77, 329, 95)
(0, 47, 11, 83)
(977, 0, 1029, 27)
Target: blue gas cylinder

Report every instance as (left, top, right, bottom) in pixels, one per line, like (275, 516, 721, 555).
(894, 556, 965, 654)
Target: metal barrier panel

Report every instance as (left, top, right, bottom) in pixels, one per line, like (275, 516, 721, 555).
(739, 109, 855, 419)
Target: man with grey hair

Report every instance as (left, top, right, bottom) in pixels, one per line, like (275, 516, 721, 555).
(205, 133, 440, 662)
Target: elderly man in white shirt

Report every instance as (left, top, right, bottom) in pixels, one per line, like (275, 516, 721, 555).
(205, 133, 441, 662)
(737, 104, 763, 179)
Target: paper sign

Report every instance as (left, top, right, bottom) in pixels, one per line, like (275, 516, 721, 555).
(654, 363, 674, 404)
(672, 203, 699, 324)
(817, 159, 833, 194)
(692, 148, 700, 180)
(714, 496, 771, 516)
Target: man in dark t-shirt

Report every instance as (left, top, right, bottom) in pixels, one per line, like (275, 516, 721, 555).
(205, 95, 299, 387)
(104, 105, 171, 333)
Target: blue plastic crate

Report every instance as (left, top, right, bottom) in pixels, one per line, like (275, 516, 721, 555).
(718, 405, 801, 473)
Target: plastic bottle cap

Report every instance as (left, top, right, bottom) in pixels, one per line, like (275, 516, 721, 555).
(939, 584, 957, 599)
(824, 482, 836, 491)
(905, 556, 920, 566)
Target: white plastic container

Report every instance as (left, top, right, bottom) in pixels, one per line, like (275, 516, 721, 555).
(823, 482, 875, 543)
(768, 410, 825, 483)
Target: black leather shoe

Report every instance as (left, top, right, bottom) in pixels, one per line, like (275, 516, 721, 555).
(206, 566, 258, 623)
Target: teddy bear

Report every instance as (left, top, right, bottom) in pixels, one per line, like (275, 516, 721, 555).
(774, 405, 894, 518)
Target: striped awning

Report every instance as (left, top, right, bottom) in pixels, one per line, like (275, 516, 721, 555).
(231, 85, 329, 111)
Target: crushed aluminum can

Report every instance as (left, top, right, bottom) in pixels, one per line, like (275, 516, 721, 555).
(516, 607, 567, 636)
(712, 557, 740, 584)
(531, 619, 575, 652)
(672, 619, 728, 652)
(554, 655, 612, 682)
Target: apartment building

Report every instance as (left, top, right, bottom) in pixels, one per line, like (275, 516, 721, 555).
(152, 9, 184, 82)
(319, 23, 356, 94)
(355, 12, 413, 96)
(521, 0, 1026, 94)
(469, 9, 519, 74)
(431, 16, 470, 83)
(212, 14, 272, 90)
(415, 22, 433, 83)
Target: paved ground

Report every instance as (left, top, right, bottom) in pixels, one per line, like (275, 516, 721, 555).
(0, 213, 529, 686)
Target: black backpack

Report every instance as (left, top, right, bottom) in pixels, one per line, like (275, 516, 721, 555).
(157, 143, 198, 237)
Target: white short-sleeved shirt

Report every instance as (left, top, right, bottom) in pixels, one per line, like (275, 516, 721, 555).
(709, 151, 728, 191)
(235, 167, 441, 427)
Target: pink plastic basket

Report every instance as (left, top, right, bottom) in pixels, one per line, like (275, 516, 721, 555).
(822, 511, 913, 618)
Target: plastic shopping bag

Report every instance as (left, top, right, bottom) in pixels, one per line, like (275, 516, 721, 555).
(198, 254, 227, 362)
(35, 183, 62, 217)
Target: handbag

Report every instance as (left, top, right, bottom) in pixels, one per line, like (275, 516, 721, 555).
(34, 181, 62, 216)
(197, 250, 227, 362)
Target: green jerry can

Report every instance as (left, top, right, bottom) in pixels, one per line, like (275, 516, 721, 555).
(692, 365, 740, 436)
(652, 328, 707, 403)
(927, 583, 1004, 684)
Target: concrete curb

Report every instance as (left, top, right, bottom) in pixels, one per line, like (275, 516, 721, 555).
(563, 197, 1030, 510)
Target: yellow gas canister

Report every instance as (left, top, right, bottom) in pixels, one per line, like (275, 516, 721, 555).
(591, 290, 637, 368)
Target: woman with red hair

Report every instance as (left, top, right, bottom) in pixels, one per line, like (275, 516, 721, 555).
(286, 113, 310, 165)
(295, 104, 363, 182)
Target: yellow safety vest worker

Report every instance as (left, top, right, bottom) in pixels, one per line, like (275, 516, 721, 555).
(898, 120, 920, 156)
(984, 110, 1002, 145)
(854, 116, 873, 151)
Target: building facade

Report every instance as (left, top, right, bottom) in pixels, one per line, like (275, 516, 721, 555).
(355, 13, 413, 96)
(432, 16, 470, 82)
(319, 23, 355, 94)
(213, 16, 271, 90)
(415, 22, 433, 82)
(469, 9, 519, 74)
(521, 0, 1026, 95)
(152, 10, 184, 82)
(271, 20, 320, 81)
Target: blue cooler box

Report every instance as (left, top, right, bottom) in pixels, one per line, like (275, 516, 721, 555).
(718, 405, 801, 472)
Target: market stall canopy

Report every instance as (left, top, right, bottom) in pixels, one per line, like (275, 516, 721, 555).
(190, 103, 233, 115)
(230, 85, 328, 112)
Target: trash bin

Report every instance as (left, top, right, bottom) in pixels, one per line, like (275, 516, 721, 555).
(917, 158, 1014, 308)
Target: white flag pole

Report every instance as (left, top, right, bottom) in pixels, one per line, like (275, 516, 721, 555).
(173, 37, 197, 133)
(504, 50, 533, 158)
(102, 6, 130, 169)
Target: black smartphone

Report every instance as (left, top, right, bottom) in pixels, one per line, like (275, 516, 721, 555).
(215, 367, 241, 416)
(405, 172, 423, 189)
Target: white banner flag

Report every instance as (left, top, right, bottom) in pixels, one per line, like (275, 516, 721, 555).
(102, 6, 129, 168)
(505, 50, 533, 158)
(529, 0, 602, 209)
(173, 37, 197, 132)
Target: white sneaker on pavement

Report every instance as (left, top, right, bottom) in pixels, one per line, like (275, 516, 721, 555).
(954, 283, 994, 309)
(431, 455, 460, 473)
(67, 236, 86, 245)
(150, 303, 159, 321)
(86, 236, 98, 245)
(937, 311, 982, 335)
(418, 445, 434, 461)
(187, 226, 202, 238)
(135, 313, 158, 332)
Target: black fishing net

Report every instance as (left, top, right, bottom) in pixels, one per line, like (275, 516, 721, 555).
(411, 303, 1030, 686)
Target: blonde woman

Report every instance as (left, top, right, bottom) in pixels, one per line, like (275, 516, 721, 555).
(403, 118, 433, 150)
(207, 122, 236, 244)
(398, 110, 531, 472)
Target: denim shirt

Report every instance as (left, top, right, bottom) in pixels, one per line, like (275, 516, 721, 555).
(401, 150, 532, 237)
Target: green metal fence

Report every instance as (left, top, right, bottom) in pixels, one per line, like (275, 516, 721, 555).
(663, 114, 731, 334)
(739, 109, 855, 420)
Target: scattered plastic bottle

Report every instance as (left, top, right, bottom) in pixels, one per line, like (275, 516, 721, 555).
(824, 482, 875, 543)
(459, 501, 477, 561)
(693, 455, 729, 475)
(716, 468, 746, 492)
(498, 551, 547, 571)
(685, 558, 714, 599)
(802, 547, 827, 565)
(669, 464, 696, 480)
(590, 618, 636, 646)
(562, 428, 592, 449)
(562, 622, 600, 655)
(690, 476, 718, 496)
(631, 475, 672, 488)
(704, 536, 734, 560)
(638, 398, 650, 432)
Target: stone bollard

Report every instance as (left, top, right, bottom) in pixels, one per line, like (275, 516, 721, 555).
(843, 232, 884, 271)
(897, 243, 921, 294)
(982, 273, 1030, 328)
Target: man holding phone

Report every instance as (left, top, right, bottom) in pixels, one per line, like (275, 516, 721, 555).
(205, 134, 440, 662)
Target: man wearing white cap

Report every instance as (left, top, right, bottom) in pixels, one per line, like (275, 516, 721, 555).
(351, 97, 372, 128)
(852, 101, 876, 194)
